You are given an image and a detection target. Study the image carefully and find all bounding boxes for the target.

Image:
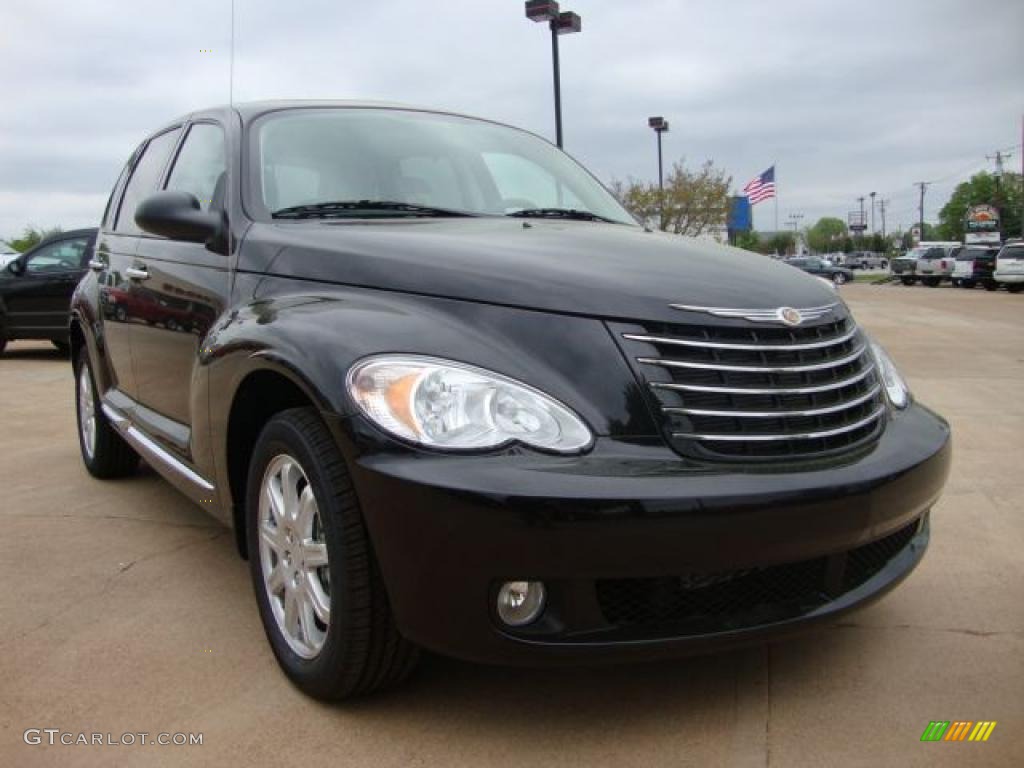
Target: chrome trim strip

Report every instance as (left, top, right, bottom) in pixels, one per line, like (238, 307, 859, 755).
(649, 365, 876, 395)
(668, 302, 839, 324)
(623, 326, 858, 352)
(101, 403, 214, 492)
(672, 405, 886, 442)
(662, 385, 881, 418)
(638, 344, 867, 374)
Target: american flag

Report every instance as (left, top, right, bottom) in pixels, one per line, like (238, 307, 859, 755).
(743, 166, 776, 205)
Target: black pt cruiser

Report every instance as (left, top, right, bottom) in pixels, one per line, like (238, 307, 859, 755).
(70, 101, 950, 699)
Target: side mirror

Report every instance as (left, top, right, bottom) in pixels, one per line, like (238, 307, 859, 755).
(135, 191, 223, 247)
(8, 258, 25, 276)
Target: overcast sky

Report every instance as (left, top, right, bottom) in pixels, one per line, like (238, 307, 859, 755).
(1, 0, 1022, 239)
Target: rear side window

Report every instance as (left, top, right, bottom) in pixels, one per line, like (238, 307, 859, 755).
(115, 129, 181, 234)
(24, 237, 91, 274)
(1000, 245, 1024, 260)
(166, 123, 226, 211)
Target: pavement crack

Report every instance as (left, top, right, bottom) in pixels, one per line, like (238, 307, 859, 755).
(0, 530, 227, 650)
(833, 621, 1016, 638)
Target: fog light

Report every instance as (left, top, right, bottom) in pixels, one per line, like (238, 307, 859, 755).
(496, 580, 546, 626)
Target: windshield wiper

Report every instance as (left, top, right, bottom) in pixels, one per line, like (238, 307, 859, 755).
(505, 207, 620, 224)
(271, 200, 479, 219)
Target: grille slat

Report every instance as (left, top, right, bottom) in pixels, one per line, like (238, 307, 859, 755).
(613, 310, 886, 460)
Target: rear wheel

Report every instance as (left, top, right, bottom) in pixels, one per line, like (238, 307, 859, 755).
(832, 271, 847, 285)
(923, 277, 941, 287)
(901, 276, 915, 286)
(1007, 284, 1023, 294)
(75, 353, 139, 478)
(246, 407, 418, 700)
(984, 281, 998, 291)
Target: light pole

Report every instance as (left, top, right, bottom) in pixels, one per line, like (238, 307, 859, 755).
(525, 1, 582, 149)
(869, 191, 877, 234)
(648, 117, 670, 191)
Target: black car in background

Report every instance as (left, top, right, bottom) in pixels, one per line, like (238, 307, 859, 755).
(786, 256, 855, 285)
(0, 228, 97, 356)
(70, 102, 949, 699)
(952, 246, 999, 290)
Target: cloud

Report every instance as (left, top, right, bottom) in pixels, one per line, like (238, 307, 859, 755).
(1, 0, 1021, 236)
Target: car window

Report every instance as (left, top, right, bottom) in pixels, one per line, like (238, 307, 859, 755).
(165, 123, 226, 211)
(24, 237, 89, 274)
(115, 128, 182, 234)
(789, 258, 806, 267)
(999, 245, 1024, 260)
(482, 152, 585, 211)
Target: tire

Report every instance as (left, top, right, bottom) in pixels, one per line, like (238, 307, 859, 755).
(901, 276, 915, 286)
(75, 353, 139, 478)
(832, 271, 847, 285)
(52, 340, 71, 355)
(923, 277, 940, 287)
(246, 407, 418, 700)
(962, 280, 976, 289)
(984, 281, 998, 292)
(1007, 284, 1023, 294)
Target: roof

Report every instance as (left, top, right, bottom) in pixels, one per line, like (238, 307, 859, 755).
(188, 99, 482, 125)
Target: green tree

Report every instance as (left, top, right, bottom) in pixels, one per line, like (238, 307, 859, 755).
(806, 217, 848, 253)
(733, 230, 761, 252)
(613, 159, 732, 237)
(5, 226, 63, 252)
(937, 171, 1022, 241)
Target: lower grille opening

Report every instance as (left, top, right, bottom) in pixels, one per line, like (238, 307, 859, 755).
(595, 521, 920, 633)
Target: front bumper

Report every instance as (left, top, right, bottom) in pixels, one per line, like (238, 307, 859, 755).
(334, 402, 950, 665)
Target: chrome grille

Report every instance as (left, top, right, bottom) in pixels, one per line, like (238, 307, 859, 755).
(612, 312, 886, 460)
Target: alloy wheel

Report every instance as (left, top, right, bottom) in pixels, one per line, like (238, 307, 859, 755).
(78, 364, 97, 460)
(258, 454, 331, 659)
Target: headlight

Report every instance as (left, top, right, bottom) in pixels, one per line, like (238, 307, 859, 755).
(346, 355, 593, 453)
(869, 341, 910, 409)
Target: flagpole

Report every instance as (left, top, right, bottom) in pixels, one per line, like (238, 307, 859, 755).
(773, 162, 778, 234)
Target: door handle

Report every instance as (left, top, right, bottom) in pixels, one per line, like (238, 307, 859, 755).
(126, 267, 150, 281)
(88, 259, 105, 272)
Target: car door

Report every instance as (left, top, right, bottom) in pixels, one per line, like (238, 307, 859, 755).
(129, 121, 229, 458)
(98, 126, 183, 400)
(3, 234, 92, 338)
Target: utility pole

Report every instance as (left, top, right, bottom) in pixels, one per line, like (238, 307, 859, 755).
(879, 198, 888, 238)
(915, 182, 930, 243)
(869, 191, 876, 233)
(986, 149, 1010, 200)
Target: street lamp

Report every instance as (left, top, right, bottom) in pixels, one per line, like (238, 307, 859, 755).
(869, 191, 877, 233)
(648, 116, 670, 191)
(525, 1, 582, 149)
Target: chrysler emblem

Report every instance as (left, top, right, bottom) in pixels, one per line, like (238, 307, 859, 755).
(777, 307, 803, 326)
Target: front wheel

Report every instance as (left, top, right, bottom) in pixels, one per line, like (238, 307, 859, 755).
(1007, 284, 1023, 294)
(923, 277, 941, 287)
(246, 408, 418, 700)
(832, 272, 848, 285)
(75, 353, 139, 478)
(984, 281, 998, 291)
(901, 276, 915, 286)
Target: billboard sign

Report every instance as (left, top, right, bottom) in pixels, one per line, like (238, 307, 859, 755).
(848, 211, 867, 232)
(728, 195, 752, 232)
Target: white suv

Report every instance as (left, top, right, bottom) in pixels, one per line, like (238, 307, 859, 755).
(994, 241, 1024, 293)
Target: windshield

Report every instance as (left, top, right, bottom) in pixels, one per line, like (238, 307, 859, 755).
(252, 108, 635, 224)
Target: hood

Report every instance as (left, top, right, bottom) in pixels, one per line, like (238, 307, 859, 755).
(243, 218, 841, 324)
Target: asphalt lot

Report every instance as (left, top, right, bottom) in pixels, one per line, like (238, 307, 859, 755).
(1, 283, 1021, 767)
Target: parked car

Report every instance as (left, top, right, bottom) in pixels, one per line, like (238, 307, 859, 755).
(0, 228, 96, 356)
(916, 245, 962, 286)
(952, 246, 999, 290)
(71, 102, 950, 699)
(847, 251, 889, 270)
(892, 243, 960, 286)
(785, 256, 855, 284)
(994, 240, 1024, 293)
(0, 240, 19, 269)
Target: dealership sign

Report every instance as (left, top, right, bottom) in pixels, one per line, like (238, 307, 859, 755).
(964, 204, 1001, 244)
